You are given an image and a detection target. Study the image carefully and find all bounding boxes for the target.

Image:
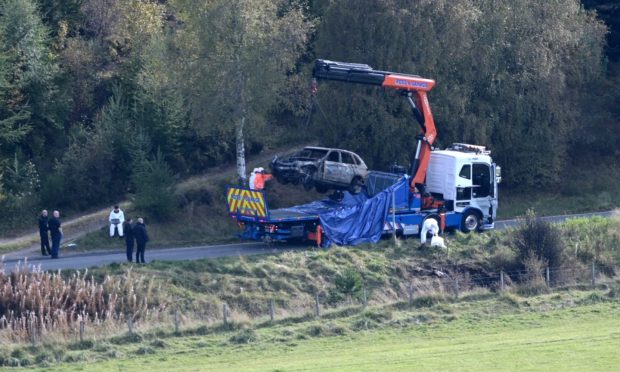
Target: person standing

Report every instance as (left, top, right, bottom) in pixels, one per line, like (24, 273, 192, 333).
(48, 210, 62, 259)
(123, 218, 135, 262)
(38, 209, 51, 256)
(109, 205, 125, 237)
(133, 217, 149, 264)
(253, 168, 273, 191)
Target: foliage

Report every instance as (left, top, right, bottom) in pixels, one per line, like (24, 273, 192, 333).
(512, 210, 565, 269)
(331, 267, 364, 302)
(0, 156, 40, 232)
(0, 0, 618, 230)
(0, 265, 164, 343)
(131, 150, 176, 222)
(312, 0, 608, 188)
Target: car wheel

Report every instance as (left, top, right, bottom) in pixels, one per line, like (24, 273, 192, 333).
(460, 210, 481, 233)
(349, 177, 364, 194)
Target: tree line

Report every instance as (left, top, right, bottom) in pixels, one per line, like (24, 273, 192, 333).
(0, 0, 617, 230)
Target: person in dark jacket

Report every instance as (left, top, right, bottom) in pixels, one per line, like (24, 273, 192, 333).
(133, 217, 149, 264)
(48, 210, 62, 259)
(123, 218, 135, 262)
(38, 209, 51, 256)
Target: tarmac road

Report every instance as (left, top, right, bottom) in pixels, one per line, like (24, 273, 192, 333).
(1, 210, 615, 273)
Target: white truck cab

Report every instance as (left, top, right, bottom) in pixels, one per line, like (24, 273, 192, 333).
(425, 143, 501, 231)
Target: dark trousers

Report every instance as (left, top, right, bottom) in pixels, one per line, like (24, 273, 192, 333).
(40, 232, 50, 255)
(136, 242, 146, 263)
(126, 240, 134, 262)
(51, 234, 61, 258)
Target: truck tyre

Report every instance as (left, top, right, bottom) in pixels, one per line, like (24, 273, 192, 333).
(349, 177, 364, 194)
(460, 210, 481, 233)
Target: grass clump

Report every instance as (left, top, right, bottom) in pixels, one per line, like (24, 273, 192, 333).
(229, 329, 258, 344)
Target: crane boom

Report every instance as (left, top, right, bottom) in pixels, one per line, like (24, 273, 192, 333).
(312, 59, 437, 191)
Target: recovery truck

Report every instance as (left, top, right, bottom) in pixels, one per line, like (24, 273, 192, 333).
(226, 60, 501, 246)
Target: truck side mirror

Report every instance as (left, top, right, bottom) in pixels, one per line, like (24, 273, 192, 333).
(495, 165, 502, 184)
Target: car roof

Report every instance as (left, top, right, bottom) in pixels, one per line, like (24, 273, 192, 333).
(304, 146, 358, 155)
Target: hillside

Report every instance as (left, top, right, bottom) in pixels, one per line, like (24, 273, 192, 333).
(1, 212, 619, 368)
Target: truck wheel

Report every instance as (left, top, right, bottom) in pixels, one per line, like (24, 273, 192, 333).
(460, 210, 481, 233)
(349, 177, 364, 194)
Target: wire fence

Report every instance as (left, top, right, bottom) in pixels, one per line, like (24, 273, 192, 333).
(0, 261, 615, 347)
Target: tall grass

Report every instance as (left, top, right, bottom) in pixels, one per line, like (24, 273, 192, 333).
(0, 262, 166, 343)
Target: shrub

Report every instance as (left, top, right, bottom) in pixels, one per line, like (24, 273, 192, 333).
(333, 267, 363, 301)
(131, 150, 176, 222)
(229, 329, 258, 344)
(513, 210, 565, 270)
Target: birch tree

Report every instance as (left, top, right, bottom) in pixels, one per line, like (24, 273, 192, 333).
(173, 0, 312, 184)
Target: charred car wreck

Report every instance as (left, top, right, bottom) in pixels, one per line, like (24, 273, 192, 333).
(270, 146, 369, 194)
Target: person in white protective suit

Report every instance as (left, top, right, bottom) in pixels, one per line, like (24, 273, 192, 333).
(109, 205, 125, 237)
(420, 218, 439, 245)
(249, 168, 260, 190)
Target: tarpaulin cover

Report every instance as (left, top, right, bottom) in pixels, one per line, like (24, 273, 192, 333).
(319, 178, 408, 246)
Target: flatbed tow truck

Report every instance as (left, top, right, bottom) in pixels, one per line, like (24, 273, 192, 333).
(226, 60, 501, 246)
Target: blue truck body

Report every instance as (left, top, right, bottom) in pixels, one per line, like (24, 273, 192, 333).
(227, 171, 492, 246)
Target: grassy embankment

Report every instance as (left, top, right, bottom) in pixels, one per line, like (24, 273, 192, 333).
(1, 214, 619, 368)
(6, 288, 620, 371)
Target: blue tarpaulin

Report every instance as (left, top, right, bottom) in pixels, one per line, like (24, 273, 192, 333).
(319, 178, 408, 246)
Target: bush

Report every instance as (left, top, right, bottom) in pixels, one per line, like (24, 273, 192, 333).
(229, 329, 258, 344)
(333, 267, 363, 301)
(513, 210, 565, 269)
(131, 150, 176, 221)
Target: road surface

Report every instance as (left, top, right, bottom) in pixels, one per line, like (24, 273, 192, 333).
(1, 210, 615, 272)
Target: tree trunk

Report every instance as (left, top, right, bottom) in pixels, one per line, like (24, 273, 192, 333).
(236, 114, 247, 185)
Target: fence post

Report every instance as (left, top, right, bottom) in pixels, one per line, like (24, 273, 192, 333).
(127, 315, 133, 336)
(30, 320, 36, 347)
(545, 267, 550, 287)
(591, 261, 596, 288)
(315, 293, 321, 317)
(454, 278, 460, 299)
(362, 287, 368, 308)
(407, 283, 414, 307)
(174, 308, 180, 334)
(269, 300, 275, 323)
(79, 320, 85, 343)
(222, 304, 228, 326)
(500, 271, 505, 291)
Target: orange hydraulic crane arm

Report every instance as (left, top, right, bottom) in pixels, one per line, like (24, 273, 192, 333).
(312, 59, 437, 190)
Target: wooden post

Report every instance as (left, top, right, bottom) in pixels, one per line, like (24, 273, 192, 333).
(454, 278, 460, 299)
(545, 267, 550, 287)
(315, 293, 321, 317)
(407, 283, 414, 307)
(174, 308, 180, 334)
(269, 300, 274, 323)
(30, 320, 36, 347)
(79, 320, 85, 343)
(591, 261, 596, 288)
(127, 315, 133, 336)
(362, 287, 368, 308)
(223, 304, 228, 326)
(500, 271, 505, 291)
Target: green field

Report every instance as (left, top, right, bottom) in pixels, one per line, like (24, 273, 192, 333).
(47, 292, 620, 371)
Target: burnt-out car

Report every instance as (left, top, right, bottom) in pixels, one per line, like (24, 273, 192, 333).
(270, 146, 369, 194)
